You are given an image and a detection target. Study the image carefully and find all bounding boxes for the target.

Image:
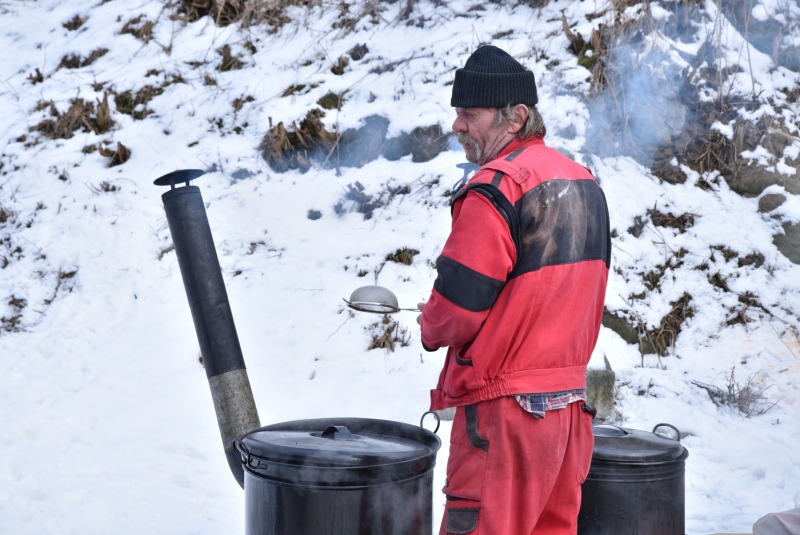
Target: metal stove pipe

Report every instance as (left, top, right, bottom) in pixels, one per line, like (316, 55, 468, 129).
(155, 169, 260, 488)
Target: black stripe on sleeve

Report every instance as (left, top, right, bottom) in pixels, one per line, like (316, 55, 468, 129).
(433, 255, 505, 312)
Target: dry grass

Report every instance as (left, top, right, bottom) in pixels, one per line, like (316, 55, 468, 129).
(725, 291, 770, 327)
(562, 0, 770, 186)
(710, 245, 739, 263)
(63, 15, 87, 31)
(330, 55, 349, 75)
(368, 315, 411, 352)
(639, 292, 694, 358)
(59, 48, 108, 69)
(43, 269, 78, 306)
(258, 108, 337, 172)
(708, 271, 730, 292)
(386, 247, 419, 265)
(172, 0, 247, 26)
(1, 294, 27, 333)
(158, 244, 175, 260)
(217, 44, 245, 71)
(27, 68, 44, 85)
(738, 252, 765, 268)
(172, 0, 324, 33)
(232, 94, 255, 113)
(627, 215, 646, 237)
(0, 205, 16, 226)
(30, 95, 113, 140)
(640, 247, 687, 292)
(647, 206, 696, 233)
(114, 86, 163, 120)
(561, 0, 660, 95)
(90, 180, 119, 193)
(120, 15, 155, 43)
(98, 142, 131, 167)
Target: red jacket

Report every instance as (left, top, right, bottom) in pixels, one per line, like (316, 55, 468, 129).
(422, 137, 610, 411)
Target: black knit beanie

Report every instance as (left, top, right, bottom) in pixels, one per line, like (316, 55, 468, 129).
(451, 45, 538, 108)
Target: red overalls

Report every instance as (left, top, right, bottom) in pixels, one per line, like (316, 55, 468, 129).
(420, 137, 610, 534)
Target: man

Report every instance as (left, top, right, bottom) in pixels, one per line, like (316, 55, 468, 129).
(418, 45, 611, 534)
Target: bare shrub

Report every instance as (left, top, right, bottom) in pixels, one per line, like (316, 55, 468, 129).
(693, 367, 779, 417)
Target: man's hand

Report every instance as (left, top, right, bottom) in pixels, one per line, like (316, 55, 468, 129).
(416, 302, 426, 325)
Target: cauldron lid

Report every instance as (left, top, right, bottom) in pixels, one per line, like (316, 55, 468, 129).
(238, 417, 439, 469)
(591, 424, 687, 463)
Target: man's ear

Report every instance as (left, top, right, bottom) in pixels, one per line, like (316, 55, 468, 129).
(506, 104, 529, 134)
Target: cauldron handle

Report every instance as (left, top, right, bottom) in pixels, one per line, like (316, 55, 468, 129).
(233, 439, 250, 465)
(653, 423, 681, 441)
(420, 411, 440, 434)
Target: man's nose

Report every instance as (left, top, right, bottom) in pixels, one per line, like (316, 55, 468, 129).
(452, 115, 467, 133)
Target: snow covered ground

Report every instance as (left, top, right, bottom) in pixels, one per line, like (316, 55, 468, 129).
(0, 0, 798, 533)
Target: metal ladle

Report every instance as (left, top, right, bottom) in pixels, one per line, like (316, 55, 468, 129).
(344, 285, 419, 314)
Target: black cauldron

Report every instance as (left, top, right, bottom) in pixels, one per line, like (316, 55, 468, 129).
(234, 417, 441, 535)
(578, 423, 688, 535)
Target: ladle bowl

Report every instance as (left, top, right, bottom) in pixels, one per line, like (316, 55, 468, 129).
(344, 285, 419, 314)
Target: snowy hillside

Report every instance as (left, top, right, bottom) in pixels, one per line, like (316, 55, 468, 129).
(0, 0, 799, 533)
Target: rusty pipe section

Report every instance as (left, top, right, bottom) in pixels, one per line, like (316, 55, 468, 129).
(155, 169, 260, 488)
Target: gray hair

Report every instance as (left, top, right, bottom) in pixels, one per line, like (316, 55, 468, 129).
(493, 105, 546, 139)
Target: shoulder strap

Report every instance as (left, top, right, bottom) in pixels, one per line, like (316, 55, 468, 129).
(461, 183, 522, 264)
(448, 147, 528, 269)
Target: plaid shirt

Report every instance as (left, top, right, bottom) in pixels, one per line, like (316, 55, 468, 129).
(515, 389, 587, 419)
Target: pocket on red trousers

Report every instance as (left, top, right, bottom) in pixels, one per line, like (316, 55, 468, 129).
(576, 407, 595, 484)
(443, 403, 491, 501)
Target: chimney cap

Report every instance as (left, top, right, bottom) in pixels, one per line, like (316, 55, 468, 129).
(154, 169, 206, 188)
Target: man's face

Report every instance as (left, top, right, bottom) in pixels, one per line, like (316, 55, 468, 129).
(452, 107, 511, 166)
